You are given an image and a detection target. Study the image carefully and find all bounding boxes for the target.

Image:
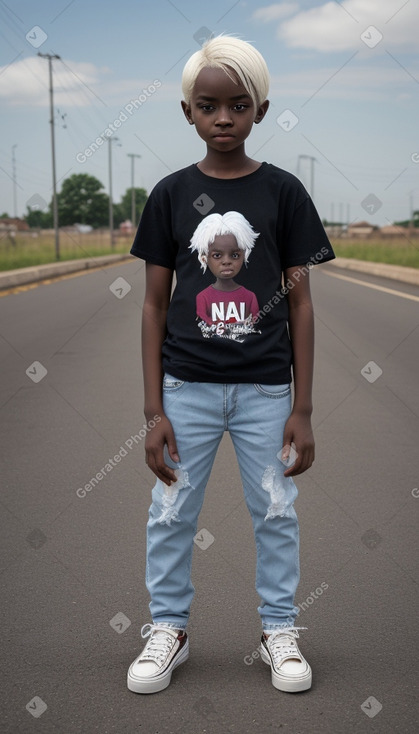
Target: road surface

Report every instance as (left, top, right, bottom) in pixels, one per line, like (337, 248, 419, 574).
(0, 258, 418, 733)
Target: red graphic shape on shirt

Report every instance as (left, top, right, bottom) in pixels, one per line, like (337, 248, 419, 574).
(196, 285, 260, 341)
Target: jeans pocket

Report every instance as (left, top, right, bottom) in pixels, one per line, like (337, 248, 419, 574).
(254, 383, 291, 399)
(163, 373, 185, 390)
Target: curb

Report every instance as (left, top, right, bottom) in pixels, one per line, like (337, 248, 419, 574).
(1, 254, 418, 290)
(0, 254, 133, 290)
(326, 257, 419, 286)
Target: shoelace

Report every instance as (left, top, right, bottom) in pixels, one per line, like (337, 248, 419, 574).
(266, 626, 306, 664)
(139, 623, 178, 665)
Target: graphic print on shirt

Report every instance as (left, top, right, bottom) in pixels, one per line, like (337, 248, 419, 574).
(189, 211, 261, 343)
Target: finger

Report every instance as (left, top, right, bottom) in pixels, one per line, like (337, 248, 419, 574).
(284, 453, 303, 477)
(167, 436, 180, 464)
(285, 447, 314, 477)
(149, 462, 177, 486)
(147, 451, 178, 486)
(281, 442, 291, 463)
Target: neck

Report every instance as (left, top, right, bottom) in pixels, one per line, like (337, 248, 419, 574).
(198, 146, 259, 179)
(212, 278, 240, 291)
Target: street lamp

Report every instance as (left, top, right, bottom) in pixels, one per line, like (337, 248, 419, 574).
(127, 153, 141, 229)
(106, 136, 121, 250)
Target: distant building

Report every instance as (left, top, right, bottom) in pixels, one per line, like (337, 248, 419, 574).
(346, 221, 374, 238)
(324, 224, 345, 238)
(0, 217, 29, 231)
(119, 220, 133, 234)
(378, 224, 406, 237)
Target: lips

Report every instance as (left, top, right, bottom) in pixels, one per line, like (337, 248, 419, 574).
(213, 134, 235, 139)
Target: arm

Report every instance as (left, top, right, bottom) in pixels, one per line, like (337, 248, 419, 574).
(282, 265, 315, 477)
(142, 262, 179, 485)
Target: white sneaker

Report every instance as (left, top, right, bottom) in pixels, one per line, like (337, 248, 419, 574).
(260, 627, 312, 692)
(127, 623, 189, 694)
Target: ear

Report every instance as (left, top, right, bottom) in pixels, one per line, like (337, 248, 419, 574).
(181, 100, 194, 125)
(254, 99, 270, 124)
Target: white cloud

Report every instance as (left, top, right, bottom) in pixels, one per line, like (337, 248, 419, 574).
(269, 62, 418, 101)
(0, 56, 171, 108)
(0, 56, 106, 107)
(257, 0, 419, 52)
(252, 2, 299, 22)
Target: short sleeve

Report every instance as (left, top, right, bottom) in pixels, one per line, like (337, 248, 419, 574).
(281, 193, 335, 269)
(130, 186, 177, 269)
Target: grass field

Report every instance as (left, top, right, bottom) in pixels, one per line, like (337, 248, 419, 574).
(1, 230, 419, 271)
(0, 230, 131, 271)
(330, 236, 419, 269)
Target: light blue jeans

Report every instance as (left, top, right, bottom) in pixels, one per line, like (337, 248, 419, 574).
(146, 374, 300, 631)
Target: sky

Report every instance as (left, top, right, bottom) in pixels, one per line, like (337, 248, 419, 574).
(0, 0, 418, 227)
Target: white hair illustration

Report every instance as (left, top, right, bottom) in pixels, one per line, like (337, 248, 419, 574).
(181, 34, 270, 112)
(189, 211, 259, 272)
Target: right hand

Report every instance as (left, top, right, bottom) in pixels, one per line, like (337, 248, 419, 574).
(145, 413, 180, 486)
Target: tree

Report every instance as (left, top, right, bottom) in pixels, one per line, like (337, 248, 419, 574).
(25, 207, 53, 228)
(118, 187, 148, 225)
(57, 174, 109, 227)
(394, 211, 419, 228)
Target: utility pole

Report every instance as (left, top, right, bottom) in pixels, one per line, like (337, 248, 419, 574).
(127, 153, 141, 229)
(107, 136, 120, 250)
(11, 144, 17, 218)
(409, 190, 414, 231)
(38, 52, 61, 260)
(297, 155, 316, 199)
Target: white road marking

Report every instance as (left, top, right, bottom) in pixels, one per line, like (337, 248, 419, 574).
(322, 270, 419, 302)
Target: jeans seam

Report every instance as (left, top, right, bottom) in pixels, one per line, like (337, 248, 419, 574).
(253, 384, 291, 399)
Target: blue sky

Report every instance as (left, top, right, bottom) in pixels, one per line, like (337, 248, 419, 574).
(1, 0, 418, 226)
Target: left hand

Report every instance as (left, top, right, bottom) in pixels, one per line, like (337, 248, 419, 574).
(281, 411, 315, 477)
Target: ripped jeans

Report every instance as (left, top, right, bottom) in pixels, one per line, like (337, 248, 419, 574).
(146, 374, 300, 631)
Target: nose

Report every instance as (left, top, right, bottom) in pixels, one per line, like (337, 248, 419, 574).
(221, 252, 232, 264)
(215, 105, 233, 126)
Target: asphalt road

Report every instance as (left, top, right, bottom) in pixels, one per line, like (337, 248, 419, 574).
(0, 258, 418, 733)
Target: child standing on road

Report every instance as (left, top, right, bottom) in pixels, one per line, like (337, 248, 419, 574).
(128, 35, 335, 695)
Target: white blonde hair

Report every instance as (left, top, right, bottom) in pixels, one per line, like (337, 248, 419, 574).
(189, 211, 259, 272)
(181, 34, 270, 111)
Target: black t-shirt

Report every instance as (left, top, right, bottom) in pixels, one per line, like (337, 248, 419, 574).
(130, 162, 335, 384)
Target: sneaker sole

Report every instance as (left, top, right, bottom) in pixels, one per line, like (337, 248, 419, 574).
(127, 639, 189, 694)
(259, 644, 312, 693)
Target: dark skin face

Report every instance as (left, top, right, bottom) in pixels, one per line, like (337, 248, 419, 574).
(202, 234, 245, 291)
(181, 66, 269, 178)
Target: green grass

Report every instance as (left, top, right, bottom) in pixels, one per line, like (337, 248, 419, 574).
(2, 231, 419, 271)
(330, 237, 419, 269)
(0, 230, 132, 271)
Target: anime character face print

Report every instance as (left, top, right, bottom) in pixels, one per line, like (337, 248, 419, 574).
(203, 234, 245, 287)
(189, 212, 261, 342)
